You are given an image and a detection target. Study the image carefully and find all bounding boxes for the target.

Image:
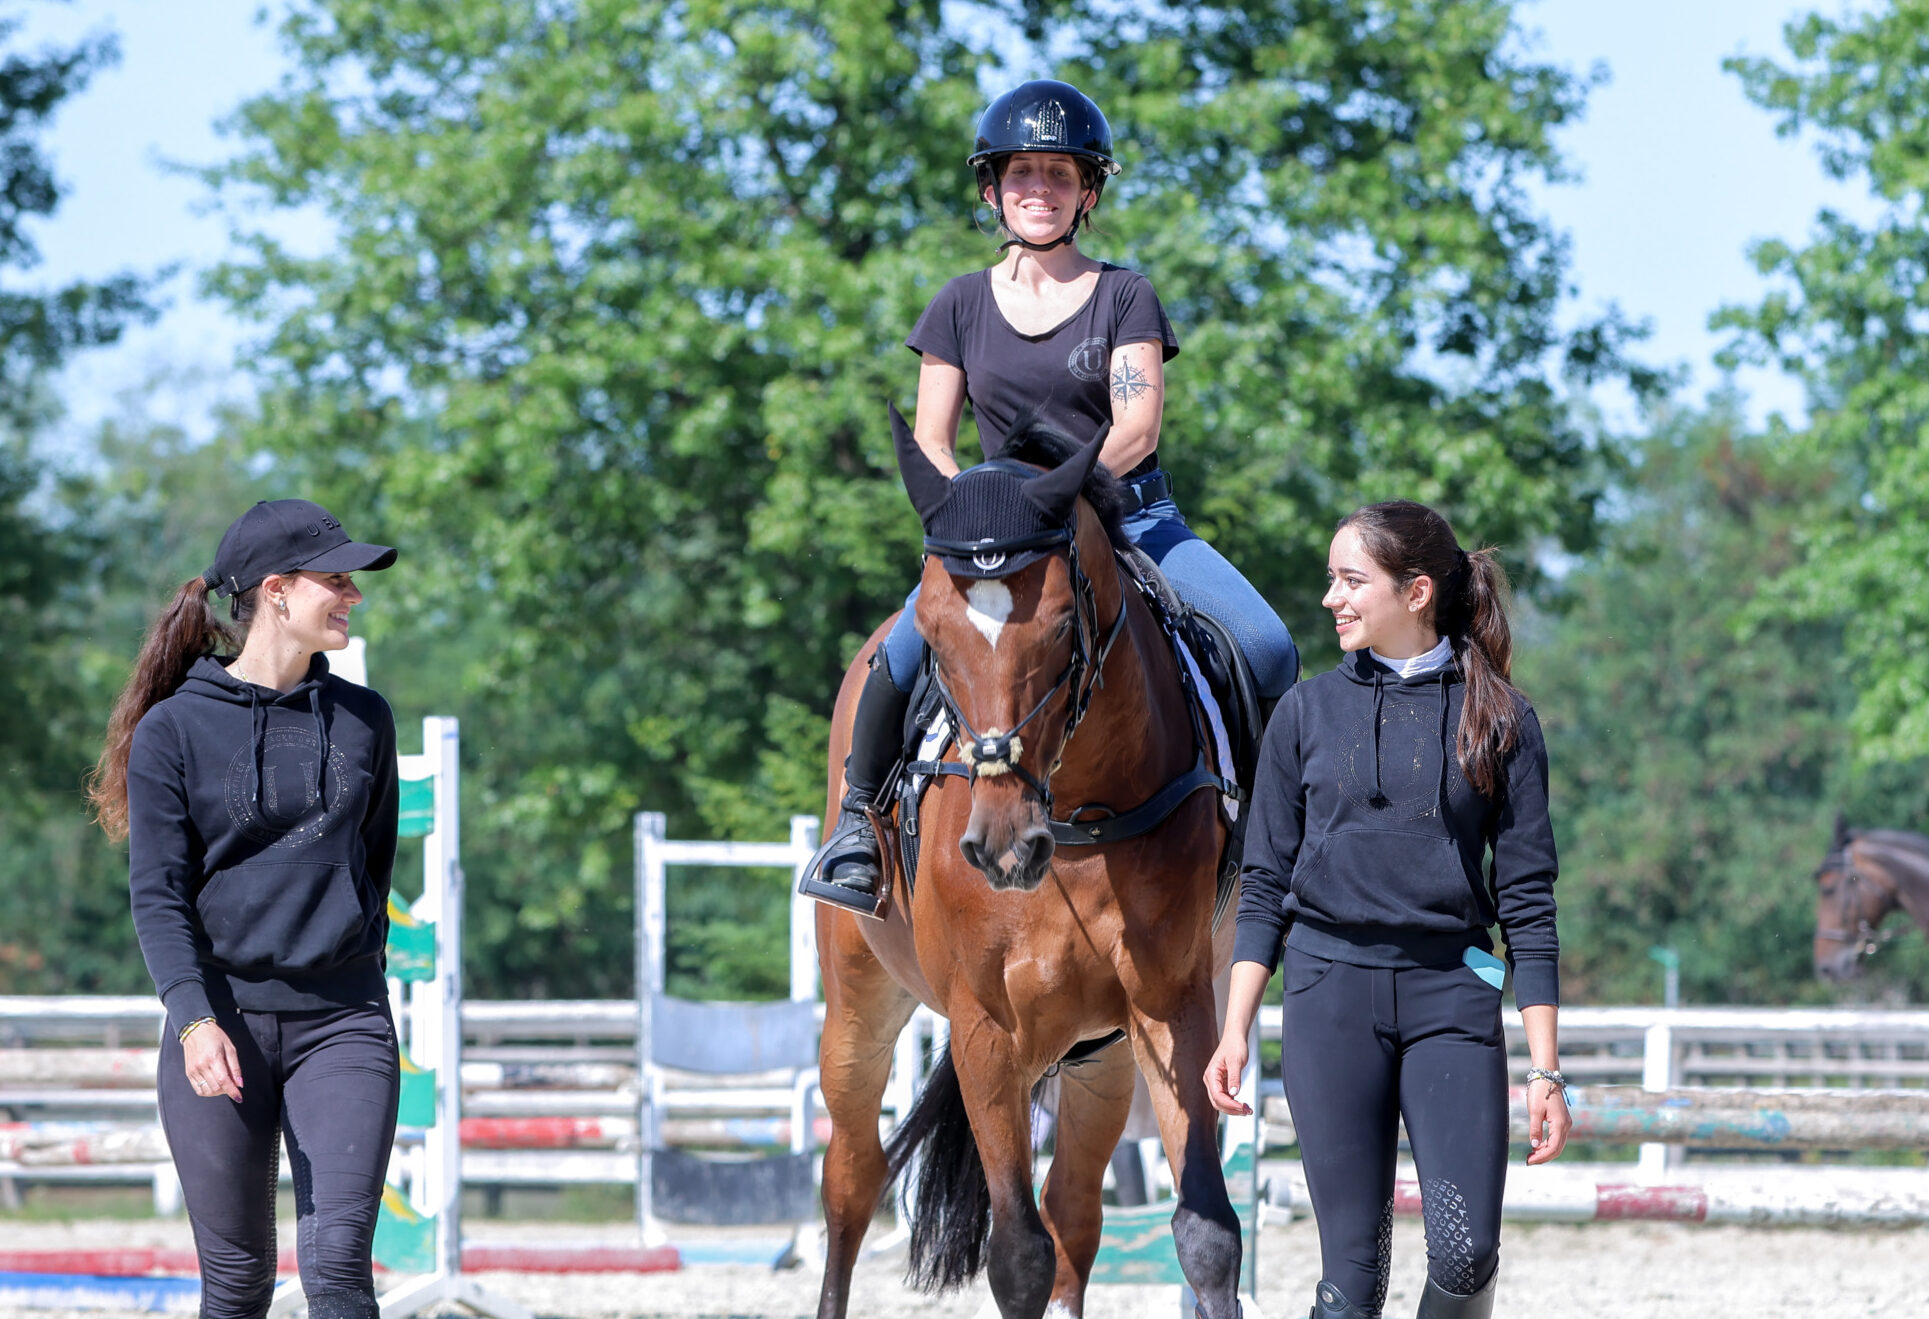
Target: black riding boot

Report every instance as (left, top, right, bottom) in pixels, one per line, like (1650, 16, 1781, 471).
(826, 658, 914, 894)
(1308, 1279, 1376, 1319)
(1414, 1266, 1496, 1319)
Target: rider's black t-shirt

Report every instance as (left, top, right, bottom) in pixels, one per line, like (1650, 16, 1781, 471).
(906, 264, 1179, 461)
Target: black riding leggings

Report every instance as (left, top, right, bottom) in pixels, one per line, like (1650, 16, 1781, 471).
(1279, 948, 1508, 1315)
(157, 1002, 400, 1319)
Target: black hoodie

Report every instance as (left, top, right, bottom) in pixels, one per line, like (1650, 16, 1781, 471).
(126, 654, 399, 1030)
(1231, 650, 1560, 1007)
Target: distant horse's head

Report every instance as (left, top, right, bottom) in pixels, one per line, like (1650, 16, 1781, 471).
(890, 405, 1129, 891)
(1814, 816, 1905, 982)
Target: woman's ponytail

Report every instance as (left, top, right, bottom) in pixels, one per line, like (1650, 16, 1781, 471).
(87, 578, 239, 841)
(1338, 501, 1522, 797)
(1451, 547, 1518, 798)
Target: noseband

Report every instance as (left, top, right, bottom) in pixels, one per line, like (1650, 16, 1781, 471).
(922, 524, 1128, 814)
(1815, 844, 1900, 962)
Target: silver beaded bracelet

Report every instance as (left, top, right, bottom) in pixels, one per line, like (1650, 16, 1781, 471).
(1526, 1066, 1567, 1094)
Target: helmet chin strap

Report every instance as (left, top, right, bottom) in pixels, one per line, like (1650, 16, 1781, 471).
(995, 204, 1088, 253)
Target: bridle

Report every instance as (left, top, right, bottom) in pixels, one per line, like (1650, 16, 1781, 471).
(1814, 842, 1902, 963)
(921, 520, 1127, 816)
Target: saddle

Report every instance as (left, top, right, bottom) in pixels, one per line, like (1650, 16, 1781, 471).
(804, 546, 1265, 928)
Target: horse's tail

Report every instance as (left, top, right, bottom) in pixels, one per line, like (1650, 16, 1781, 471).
(883, 1048, 991, 1293)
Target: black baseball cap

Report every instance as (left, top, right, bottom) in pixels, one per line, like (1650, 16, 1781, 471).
(202, 499, 398, 598)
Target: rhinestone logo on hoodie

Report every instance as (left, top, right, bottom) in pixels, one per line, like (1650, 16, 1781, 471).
(1338, 702, 1462, 820)
(225, 727, 352, 848)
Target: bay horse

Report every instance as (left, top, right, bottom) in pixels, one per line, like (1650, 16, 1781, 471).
(809, 408, 1244, 1319)
(1813, 820, 1929, 981)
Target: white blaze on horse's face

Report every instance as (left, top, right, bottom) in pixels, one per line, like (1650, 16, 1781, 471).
(965, 579, 1014, 649)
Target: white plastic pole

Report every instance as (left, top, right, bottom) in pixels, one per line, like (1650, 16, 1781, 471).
(789, 816, 821, 1004)
(1638, 1018, 1675, 1181)
(633, 811, 667, 1245)
(414, 716, 464, 1276)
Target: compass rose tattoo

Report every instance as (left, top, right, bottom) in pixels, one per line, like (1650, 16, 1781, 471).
(1111, 360, 1153, 405)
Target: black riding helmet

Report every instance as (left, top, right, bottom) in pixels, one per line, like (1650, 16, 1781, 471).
(969, 80, 1120, 253)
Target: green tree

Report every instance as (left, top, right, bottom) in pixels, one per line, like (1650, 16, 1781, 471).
(1521, 405, 1929, 1005)
(203, 0, 1650, 996)
(0, 389, 263, 995)
(0, 10, 151, 792)
(1720, 2, 1929, 763)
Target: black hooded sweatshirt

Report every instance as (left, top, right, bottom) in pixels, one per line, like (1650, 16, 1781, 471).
(1231, 650, 1561, 1007)
(126, 654, 398, 1031)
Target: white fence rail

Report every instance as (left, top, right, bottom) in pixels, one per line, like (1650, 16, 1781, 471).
(5, 1000, 1927, 1208)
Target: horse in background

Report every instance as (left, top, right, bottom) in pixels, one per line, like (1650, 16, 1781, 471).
(1813, 819, 1929, 981)
(808, 409, 1244, 1319)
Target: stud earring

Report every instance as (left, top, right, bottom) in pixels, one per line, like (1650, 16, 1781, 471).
(276, 600, 289, 615)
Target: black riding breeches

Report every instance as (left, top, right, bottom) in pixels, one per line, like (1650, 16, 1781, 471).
(157, 1002, 400, 1319)
(1279, 948, 1507, 1315)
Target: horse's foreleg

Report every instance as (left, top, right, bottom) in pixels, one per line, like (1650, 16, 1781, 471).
(814, 920, 917, 1319)
(949, 1018, 1057, 1319)
(1036, 1045, 1136, 1318)
(1129, 990, 1243, 1319)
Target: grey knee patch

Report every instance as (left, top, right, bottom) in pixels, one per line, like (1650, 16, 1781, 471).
(1370, 1193, 1394, 1313)
(304, 1288, 380, 1319)
(1418, 1178, 1494, 1297)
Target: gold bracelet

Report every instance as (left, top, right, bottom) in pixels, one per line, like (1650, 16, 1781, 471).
(178, 1016, 217, 1044)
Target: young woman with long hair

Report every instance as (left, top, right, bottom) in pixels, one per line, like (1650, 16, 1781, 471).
(812, 78, 1298, 906)
(90, 499, 401, 1319)
(1205, 499, 1570, 1319)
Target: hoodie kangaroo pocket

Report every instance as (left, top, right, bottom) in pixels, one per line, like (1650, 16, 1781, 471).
(1291, 829, 1481, 928)
(196, 862, 371, 972)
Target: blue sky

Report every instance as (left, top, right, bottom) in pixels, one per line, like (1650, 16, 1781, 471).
(13, 0, 1880, 443)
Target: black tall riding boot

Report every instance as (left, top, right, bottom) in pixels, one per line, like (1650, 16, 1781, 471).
(826, 658, 914, 894)
(1414, 1265, 1496, 1319)
(1308, 1279, 1376, 1319)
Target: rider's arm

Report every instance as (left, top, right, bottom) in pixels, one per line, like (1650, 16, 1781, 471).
(1100, 339, 1164, 475)
(913, 354, 967, 479)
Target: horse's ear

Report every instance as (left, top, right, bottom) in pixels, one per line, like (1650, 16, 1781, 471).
(1022, 423, 1108, 524)
(890, 402, 953, 524)
(1834, 812, 1852, 849)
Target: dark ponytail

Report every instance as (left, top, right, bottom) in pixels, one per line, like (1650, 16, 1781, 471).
(87, 578, 252, 841)
(1338, 500, 1521, 797)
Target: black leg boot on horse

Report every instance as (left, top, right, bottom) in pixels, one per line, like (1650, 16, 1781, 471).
(804, 656, 912, 914)
(1414, 1264, 1497, 1319)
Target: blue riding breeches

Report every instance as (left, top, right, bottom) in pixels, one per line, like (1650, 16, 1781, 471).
(880, 473, 1299, 700)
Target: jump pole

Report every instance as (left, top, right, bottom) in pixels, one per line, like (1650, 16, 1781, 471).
(309, 716, 531, 1319)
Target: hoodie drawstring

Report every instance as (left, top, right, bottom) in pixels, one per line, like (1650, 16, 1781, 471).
(1436, 669, 1452, 816)
(247, 686, 264, 811)
(310, 687, 329, 812)
(1369, 669, 1388, 809)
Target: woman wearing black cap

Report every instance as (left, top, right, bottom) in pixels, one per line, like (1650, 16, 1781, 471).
(88, 499, 402, 1319)
(815, 79, 1298, 904)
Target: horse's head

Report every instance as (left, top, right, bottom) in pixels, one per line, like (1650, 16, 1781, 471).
(1813, 817, 1898, 982)
(891, 404, 1128, 891)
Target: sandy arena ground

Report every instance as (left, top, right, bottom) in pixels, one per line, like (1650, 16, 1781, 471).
(4, 1213, 1925, 1318)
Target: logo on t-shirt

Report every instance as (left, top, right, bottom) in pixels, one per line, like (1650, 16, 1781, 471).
(1067, 337, 1110, 382)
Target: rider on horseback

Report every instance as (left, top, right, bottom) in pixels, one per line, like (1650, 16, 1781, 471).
(822, 79, 1300, 901)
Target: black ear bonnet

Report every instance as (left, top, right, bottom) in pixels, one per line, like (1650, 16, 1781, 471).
(889, 405, 1108, 578)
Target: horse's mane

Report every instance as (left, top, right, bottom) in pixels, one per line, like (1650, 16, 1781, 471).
(1854, 828, 1929, 858)
(999, 411, 1131, 552)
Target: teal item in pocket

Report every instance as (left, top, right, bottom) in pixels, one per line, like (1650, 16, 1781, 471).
(1462, 946, 1506, 989)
